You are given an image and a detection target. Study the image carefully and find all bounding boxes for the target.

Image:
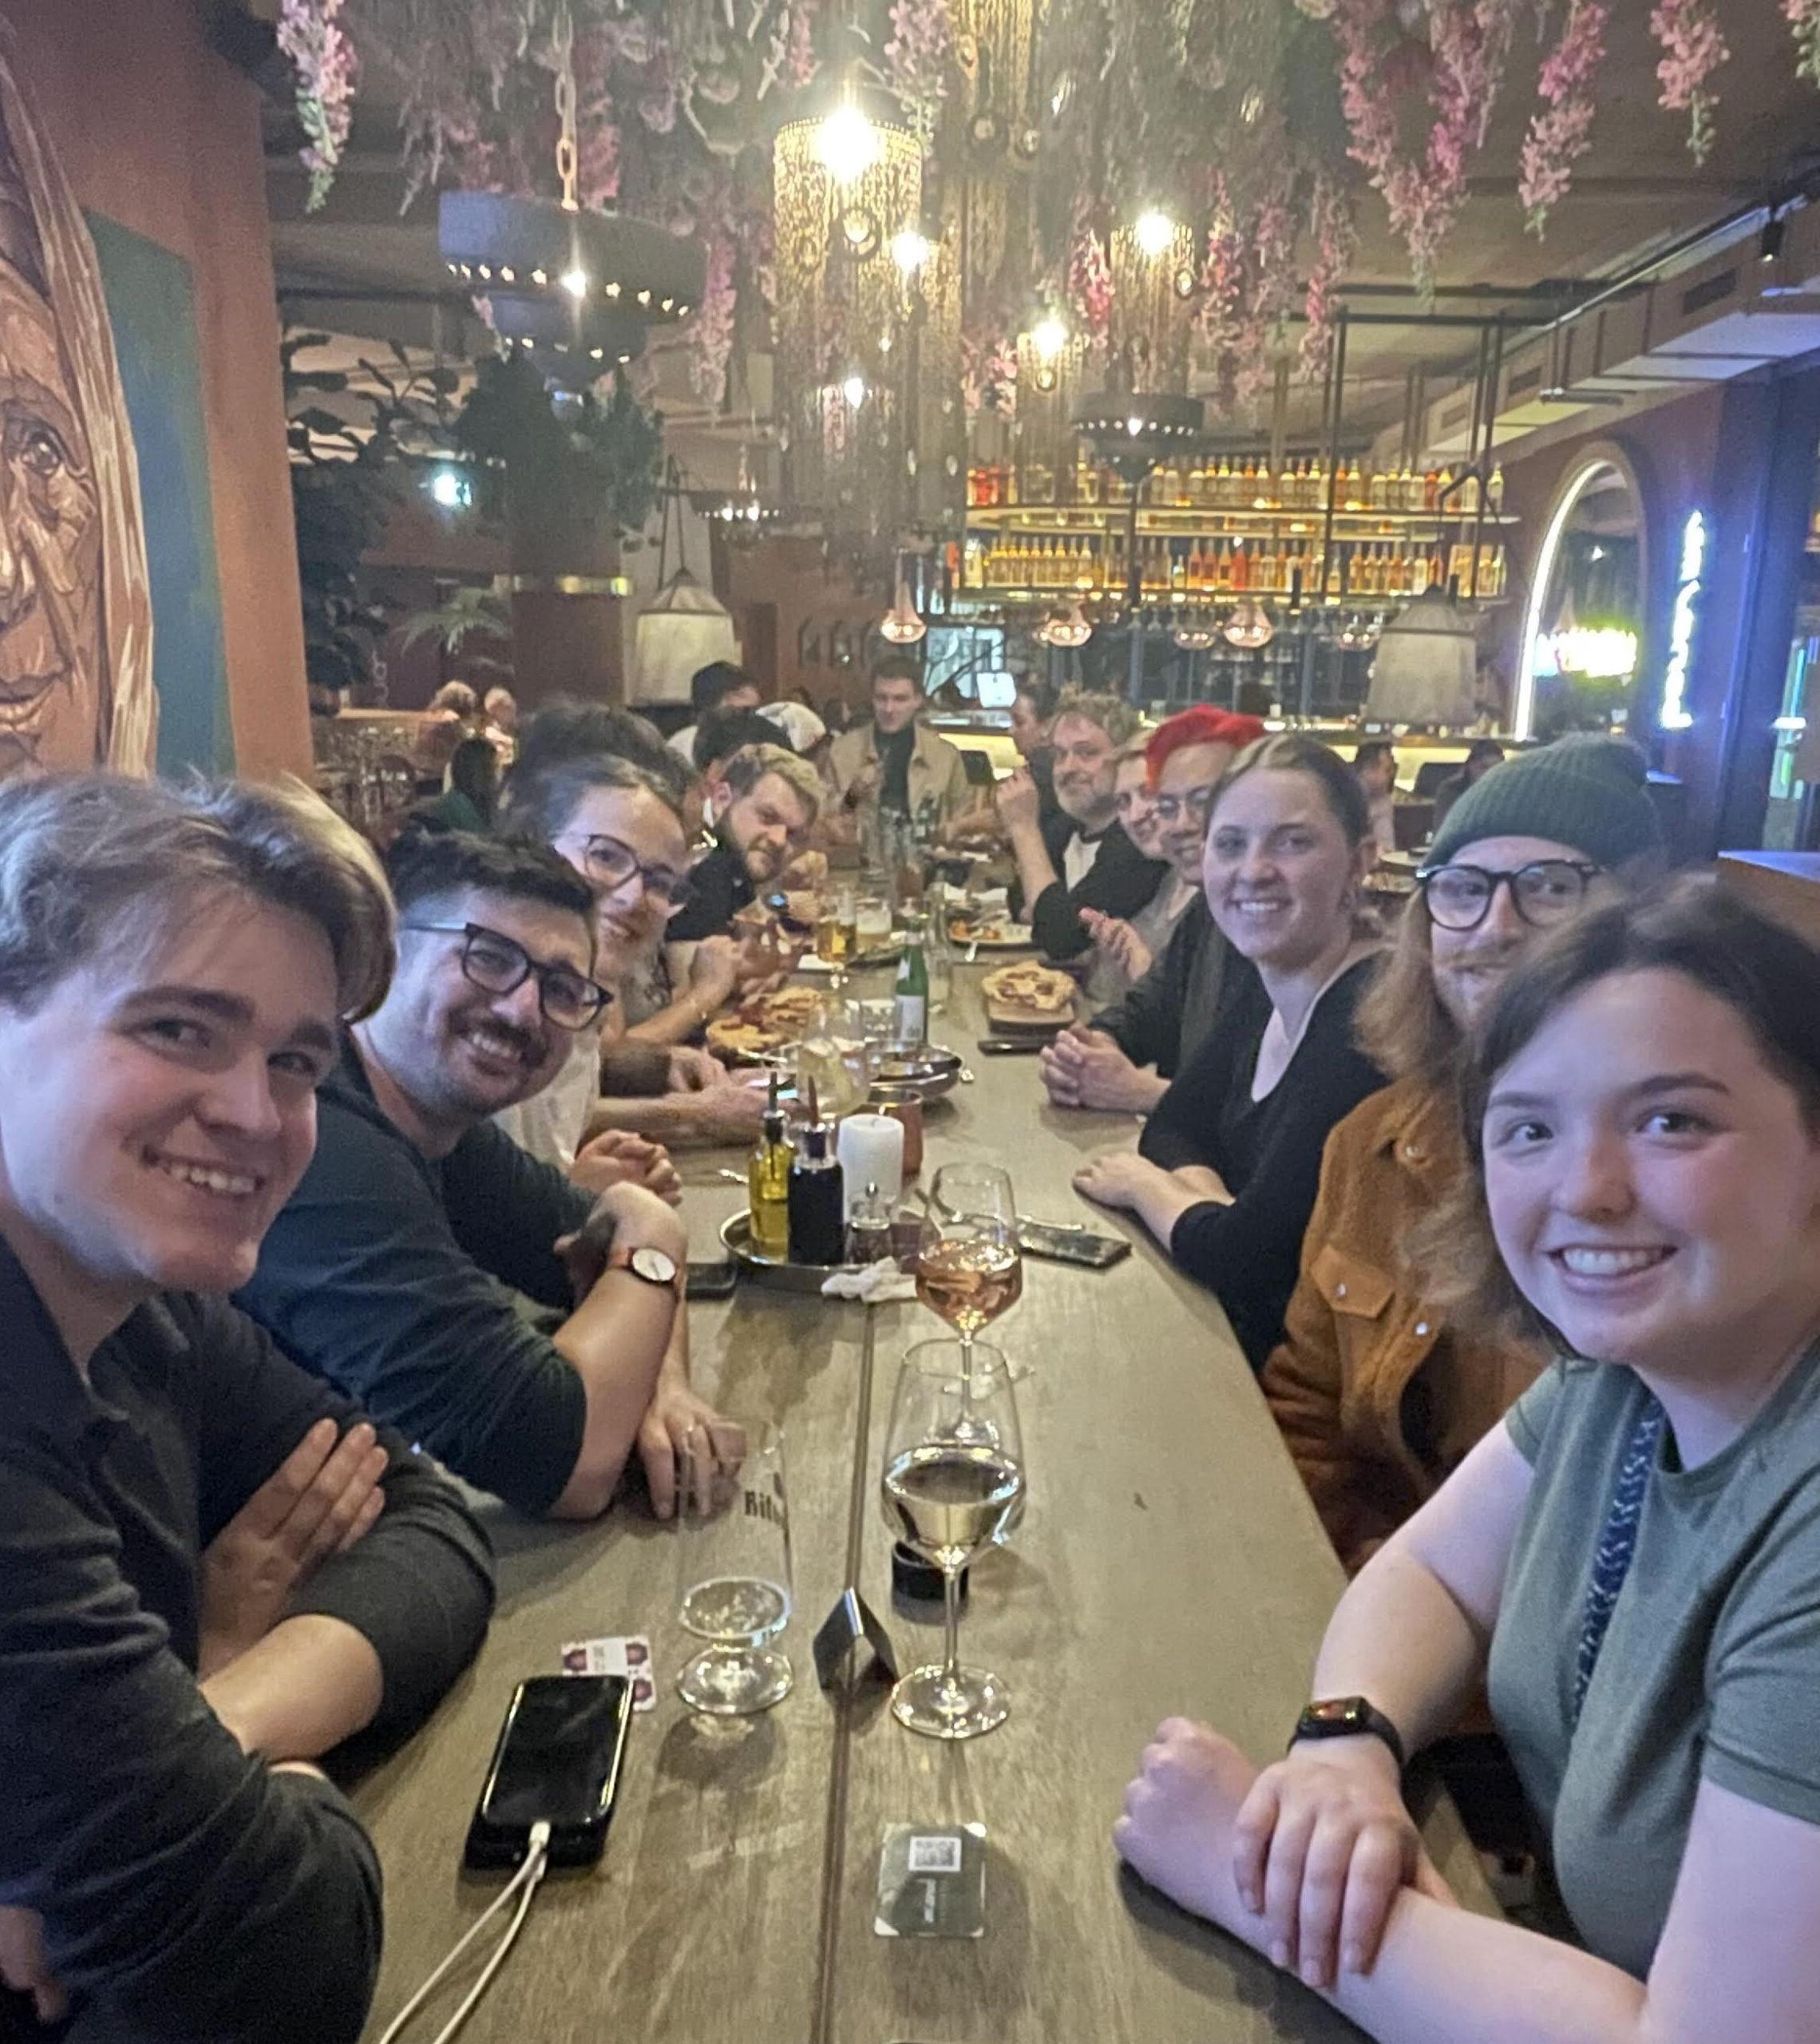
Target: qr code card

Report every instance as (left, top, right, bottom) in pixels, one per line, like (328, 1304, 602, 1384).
(560, 1634, 656, 1711)
(874, 1824, 987, 1939)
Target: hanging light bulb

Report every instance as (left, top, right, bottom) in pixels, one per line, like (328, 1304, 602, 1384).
(815, 102, 882, 184)
(879, 561, 928, 644)
(1134, 209, 1178, 259)
(891, 227, 933, 274)
(841, 371, 868, 409)
(1173, 618, 1217, 651)
(1224, 596, 1276, 650)
(560, 266, 589, 299)
(1031, 314, 1070, 362)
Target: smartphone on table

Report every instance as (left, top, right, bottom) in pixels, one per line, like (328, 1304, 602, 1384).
(464, 1675, 631, 1871)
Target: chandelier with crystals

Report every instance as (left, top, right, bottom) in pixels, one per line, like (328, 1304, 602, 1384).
(773, 85, 924, 537)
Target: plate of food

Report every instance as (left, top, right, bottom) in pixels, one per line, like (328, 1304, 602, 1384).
(704, 984, 826, 1064)
(980, 961, 1077, 1033)
(947, 914, 1035, 950)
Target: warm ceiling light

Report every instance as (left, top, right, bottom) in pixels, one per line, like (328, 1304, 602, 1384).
(816, 103, 882, 184)
(879, 564, 927, 644)
(560, 267, 588, 298)
(891, 228, 932, 274)
(1224, 596, 1276, 650)
(841, 372, 868, 408)
(1040, 600, 1093, 649)
(1031, 314, 1070, 362)
(1134, 209, 1177, 259)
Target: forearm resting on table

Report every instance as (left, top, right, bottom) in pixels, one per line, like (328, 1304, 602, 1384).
(627, 988, 714, 1048)
(584, 1091, 755, 1147)
(200, 1614, 383, 1762)
(1306, 1543, 1489, 1756)
(548, 1272, 679, 1519)
(1128, 1167, 1229, 1246)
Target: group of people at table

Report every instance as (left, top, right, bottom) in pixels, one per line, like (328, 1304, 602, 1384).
(4, 643, 1819, 2044)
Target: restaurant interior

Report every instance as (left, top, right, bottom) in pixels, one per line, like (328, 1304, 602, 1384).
(13, 2, 1820, 2041)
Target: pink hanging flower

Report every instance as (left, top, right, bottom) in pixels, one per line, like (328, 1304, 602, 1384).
(1300, 175, 1356, 381)
(277, 0, 358, 210)
(783, 2, 821, 88)
(690, 235, 739, 407)
(1788, 0, 1820, 86)
(1066, 207, 1113, 339)
(884, 0, 956, 137)
(1518, 0, 1608, 232)
(1650, 0, 1728, 163)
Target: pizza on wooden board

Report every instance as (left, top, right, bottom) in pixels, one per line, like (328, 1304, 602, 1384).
(980, 961, 1075, 1020)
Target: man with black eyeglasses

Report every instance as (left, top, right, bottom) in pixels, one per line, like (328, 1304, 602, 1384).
(239, 831, 726, 1523)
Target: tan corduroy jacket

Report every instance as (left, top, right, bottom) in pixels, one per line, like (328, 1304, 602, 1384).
(1261, 1075, 1545, 1575)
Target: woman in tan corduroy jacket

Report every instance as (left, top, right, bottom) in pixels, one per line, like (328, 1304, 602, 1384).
(1261, 739, 1667, 1571)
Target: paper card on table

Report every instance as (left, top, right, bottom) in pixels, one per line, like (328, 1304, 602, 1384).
(874, 1823, 987, 1939)
(560, 1634, 656, 1711)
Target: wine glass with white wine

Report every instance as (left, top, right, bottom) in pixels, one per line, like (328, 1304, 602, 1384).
(913, 1163, 1023, 1380)
(880, 1339, 1024, 1739)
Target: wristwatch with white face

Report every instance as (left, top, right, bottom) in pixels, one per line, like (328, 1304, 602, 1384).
(607, 1242, 684, 1300)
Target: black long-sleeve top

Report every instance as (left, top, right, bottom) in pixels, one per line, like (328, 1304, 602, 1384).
(238, 1037, 597, 1518)
(0, 1236, 494, 2044)
(1138, 956, 1387, 1368)
(1018, 810, 1168, 961)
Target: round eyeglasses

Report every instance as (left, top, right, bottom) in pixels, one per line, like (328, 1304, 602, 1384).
(1416, 859, 1602, 932)
(557, 832, 694, 913)
(402, 921, 611, 1030)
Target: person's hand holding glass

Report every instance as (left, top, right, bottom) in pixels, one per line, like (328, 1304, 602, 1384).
(880, 1341, 1024, 1739)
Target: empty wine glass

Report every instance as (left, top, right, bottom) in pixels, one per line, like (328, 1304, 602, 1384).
(880, 1340, 1024, 1740)
(675, 1420, 793, 1715)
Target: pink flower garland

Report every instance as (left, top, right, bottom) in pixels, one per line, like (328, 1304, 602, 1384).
(1300, 174, 1356, 381)
(1066, 207, 1114, 339)
(1331, 0, 1517, 290)
(1650, 0, 1728, 163)
(884, 0, 956, 137)
(690, 234, 738, 407)
(278, 0, 358, 210)
(1518, 0, 1608, 232)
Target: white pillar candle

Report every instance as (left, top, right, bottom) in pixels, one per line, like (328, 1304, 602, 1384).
(835, 1111, 904, 1219)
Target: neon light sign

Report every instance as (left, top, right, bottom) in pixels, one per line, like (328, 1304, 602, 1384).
(1660, 510, 1706, 731)
(1533, 626, 1640, 682)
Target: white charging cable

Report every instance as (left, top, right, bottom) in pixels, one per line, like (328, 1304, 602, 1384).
(374, 1820, 552, 2044)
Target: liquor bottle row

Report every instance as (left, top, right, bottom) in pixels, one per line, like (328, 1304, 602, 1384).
(967, 532, 1509, 600)
(967, 456, 1505, 517)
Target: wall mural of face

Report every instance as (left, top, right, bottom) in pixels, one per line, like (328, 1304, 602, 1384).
(0, 39, 154, 779)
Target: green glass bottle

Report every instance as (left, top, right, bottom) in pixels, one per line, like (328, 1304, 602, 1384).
(892, 912, 929, 1046)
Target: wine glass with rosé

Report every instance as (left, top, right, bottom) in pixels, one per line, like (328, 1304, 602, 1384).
(913, 1163, 1023, 1380)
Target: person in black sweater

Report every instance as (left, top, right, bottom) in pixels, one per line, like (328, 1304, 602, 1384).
(995, 690, 1166, 961)
(0, 776, 493, 2044)
(1074, 734, 1387, 1366)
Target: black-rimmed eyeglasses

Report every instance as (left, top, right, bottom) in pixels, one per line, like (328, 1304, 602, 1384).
(1415, 859, 1602, 932)
(554, 831, 694, 913)
(401, 921, 611, 1030)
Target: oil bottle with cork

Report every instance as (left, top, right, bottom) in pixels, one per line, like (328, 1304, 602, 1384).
(786, 1080, 846, 1265)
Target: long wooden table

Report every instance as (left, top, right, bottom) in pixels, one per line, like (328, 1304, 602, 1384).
(355, 965, 1492, 2043)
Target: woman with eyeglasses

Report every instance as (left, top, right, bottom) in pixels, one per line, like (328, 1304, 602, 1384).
(1074, 734, 1386, 1368)
(1263, 738, 1664, 1574)
(1119, 881, 1820, 2043)
(500, 753, 768, 1170)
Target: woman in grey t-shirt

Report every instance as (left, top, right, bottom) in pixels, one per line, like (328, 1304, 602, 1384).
(1114, 883, 1820, 2042)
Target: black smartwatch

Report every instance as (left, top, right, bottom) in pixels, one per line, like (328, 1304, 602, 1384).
(1291, 1696, 1406, 1770)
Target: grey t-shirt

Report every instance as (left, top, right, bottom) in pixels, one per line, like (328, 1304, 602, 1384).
(1487, 1347, 1820, 1979)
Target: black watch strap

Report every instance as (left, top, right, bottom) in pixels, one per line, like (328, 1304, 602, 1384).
(1291, 1696, 1407, 1769)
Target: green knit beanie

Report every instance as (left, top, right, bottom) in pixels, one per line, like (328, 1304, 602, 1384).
(1427, 735, 1665, 872)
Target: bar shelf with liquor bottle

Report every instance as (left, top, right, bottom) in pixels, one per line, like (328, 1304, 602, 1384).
(961, 454, 1513, 605)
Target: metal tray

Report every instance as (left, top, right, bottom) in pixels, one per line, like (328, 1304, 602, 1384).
(720, 1210, 923, 1293)
(868, 1043, 963, 1103)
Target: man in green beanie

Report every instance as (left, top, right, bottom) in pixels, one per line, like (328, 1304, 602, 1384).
(1262, 735, 1665, 1572)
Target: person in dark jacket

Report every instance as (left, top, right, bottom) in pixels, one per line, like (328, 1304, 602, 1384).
(995, 690, 1166, 961)
(1074, 735, 1386, 1366)
(0, 775, 493, 2044)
